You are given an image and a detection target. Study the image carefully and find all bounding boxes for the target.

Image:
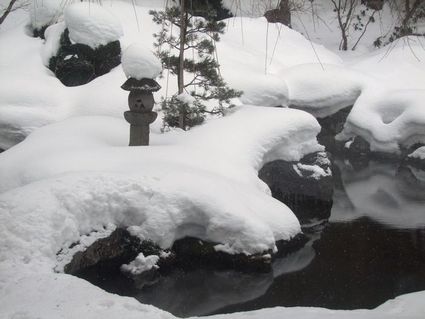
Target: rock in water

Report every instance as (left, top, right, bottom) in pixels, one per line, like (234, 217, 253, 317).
(259, 152, 334, 224)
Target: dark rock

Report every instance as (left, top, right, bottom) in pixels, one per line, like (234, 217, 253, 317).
(64, 228, 160, 275)
(347, 136, 371, 157)
(33, 25, 49, 39)
(64, 228, 308, 279)
(343, 136, 403, 166)
(362, 0, 384, 11)
(264, 0, 291, 27)
(317, 105, 352, 153)
(396, 165, 425, 200)
(274, 233, 309, 258)
(259, 152, 334, 224)
(49, 29, 121, 86)
(54, 58, 95, 87)
(405, 156, 425, 170)
(190, 0, 233, 21)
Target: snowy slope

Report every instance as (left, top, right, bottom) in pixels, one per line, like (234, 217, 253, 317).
(1, 1, 425, 318)
(0, 0, 342, 150)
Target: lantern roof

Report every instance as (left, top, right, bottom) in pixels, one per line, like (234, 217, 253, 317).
(121, 77, 161, 92)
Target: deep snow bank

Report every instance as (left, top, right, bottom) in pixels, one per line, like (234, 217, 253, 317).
(0, 107, 323, 265)
(0, 106, 323, 317)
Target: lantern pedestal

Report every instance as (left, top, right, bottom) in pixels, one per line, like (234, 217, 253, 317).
(121, 77, 161, 146)
(124, 111, 158, 146)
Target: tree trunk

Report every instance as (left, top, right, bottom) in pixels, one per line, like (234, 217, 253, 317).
(0, 0, 18, 25)
(178, 0, 187, 129)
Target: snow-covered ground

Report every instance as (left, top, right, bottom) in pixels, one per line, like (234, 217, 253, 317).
(1, 1, 425, 318)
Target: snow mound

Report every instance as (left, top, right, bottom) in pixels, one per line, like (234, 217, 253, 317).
(283, 64, 370, 118)
(29, 0, 63, 30)
(41, 21, 66, 66)
(64, 2, 123, 49)
(122, 43, 162, 79)
(0, 107, 323, 261)
(217, 17, 342, 107)
(338, 89, 425, 153)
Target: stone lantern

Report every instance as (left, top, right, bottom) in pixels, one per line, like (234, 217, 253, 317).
(121, 77, 161, 146)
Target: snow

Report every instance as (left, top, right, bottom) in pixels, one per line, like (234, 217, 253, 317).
(293, 163, 332, 180)
(283, 63, 370, 118)
(1, 272, 425, 319)
(0, 2, 343, 150)
(409, 146, 425, 160)
(122, 42, 162, 79)
(338, 89, 425, 153)
(176, 92, 196, 105)
(349, 37, 425, 90)
(0, 107, 321, 257)
(217, 17, 342, 107)
(41, 21, 66, 65)
(1, 1, 425, 317)
(121, 253, 160, 275)
(0, 105, 327, 318)
(29, 0, 63, 30)
(64, 2, 123, 49)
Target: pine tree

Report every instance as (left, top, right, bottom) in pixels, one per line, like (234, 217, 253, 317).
(150, 0, 242, 130)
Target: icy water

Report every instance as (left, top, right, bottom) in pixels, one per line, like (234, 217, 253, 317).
(79, 160, 425, 317)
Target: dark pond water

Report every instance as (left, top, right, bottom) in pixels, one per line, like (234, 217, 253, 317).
(78, 160, 425, 317)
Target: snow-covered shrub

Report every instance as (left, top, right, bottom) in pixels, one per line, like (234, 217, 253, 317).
(29, 0, 63, 38)
(48, 2, 123, 86)
(162, 94, 206, 130)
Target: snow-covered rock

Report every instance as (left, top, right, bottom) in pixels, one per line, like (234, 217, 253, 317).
(338, 89, 425, 154)
(122, 43, 162, 79)
(64, 2, 123, 49)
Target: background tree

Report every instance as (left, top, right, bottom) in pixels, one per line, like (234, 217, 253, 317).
(380, 0, 425, 45)
(329, 0, 378, 50)
(0, 0, 28, 25)
(150, 0, 241, 130)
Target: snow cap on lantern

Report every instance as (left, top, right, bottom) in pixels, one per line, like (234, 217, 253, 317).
(122, 43, 162, 80)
